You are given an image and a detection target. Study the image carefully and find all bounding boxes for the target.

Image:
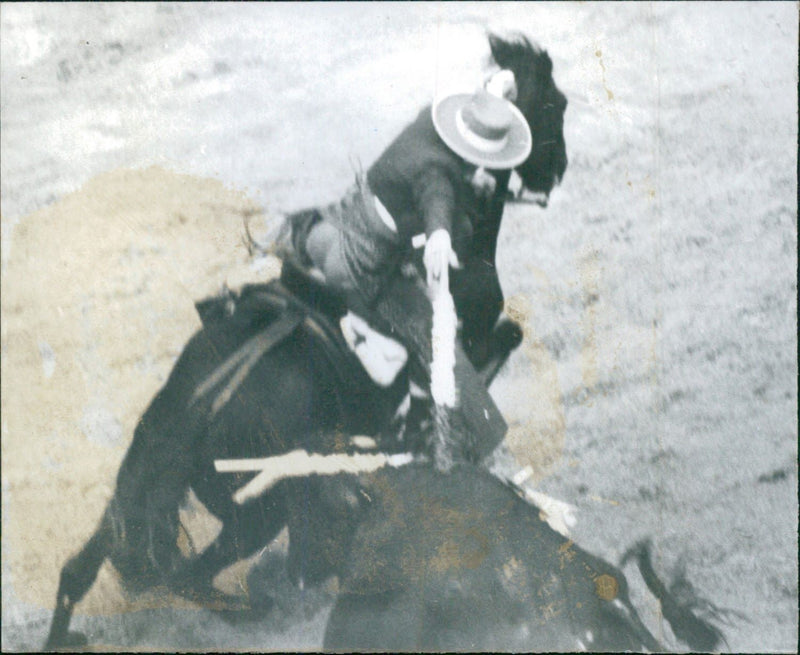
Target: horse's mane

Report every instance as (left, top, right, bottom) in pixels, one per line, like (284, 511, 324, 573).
(487, 31, 553, 79)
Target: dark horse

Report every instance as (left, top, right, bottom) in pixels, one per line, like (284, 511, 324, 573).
(44, 33, 567, 650)
(313, 463, 728, 652)
(451, 33, 567, 373)
(44, 275, 411, 650)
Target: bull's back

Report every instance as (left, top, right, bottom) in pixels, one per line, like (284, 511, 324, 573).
(326, 464, 655, 652)
(326, 464, 578, 650)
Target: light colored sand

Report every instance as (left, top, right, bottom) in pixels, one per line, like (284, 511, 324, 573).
(1, 166, 282, 617)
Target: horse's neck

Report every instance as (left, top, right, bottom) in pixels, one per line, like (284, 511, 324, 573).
(471, 170, 511, 261)
(493, 169, 512, 192)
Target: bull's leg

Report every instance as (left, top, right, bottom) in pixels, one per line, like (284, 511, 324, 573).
(621, 540, 726, 651)
(44, 507, 114, 650)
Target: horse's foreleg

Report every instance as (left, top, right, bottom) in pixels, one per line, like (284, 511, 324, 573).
(450, 259, 508, 376)
(44, 507, 114, 650)
(168, 491, 288, 611)
(478, 318, 524, 388)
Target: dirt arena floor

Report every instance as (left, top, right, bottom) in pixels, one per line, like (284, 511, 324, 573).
(2, 3, 797, 651)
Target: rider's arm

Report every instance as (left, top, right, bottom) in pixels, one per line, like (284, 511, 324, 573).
(412, 166, 460, 286)
(412, 165, 457, 238)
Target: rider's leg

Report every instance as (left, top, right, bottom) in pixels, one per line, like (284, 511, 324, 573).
(305, 220, 338, 275)
(303, 211, 506, 466)
(304, 220, 382, 324)
(305, 221, 357, 292)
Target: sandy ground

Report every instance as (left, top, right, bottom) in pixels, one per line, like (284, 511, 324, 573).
(1, 3, 797, 651)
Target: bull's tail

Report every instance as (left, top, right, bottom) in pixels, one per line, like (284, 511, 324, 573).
(621, 539, 726, 652)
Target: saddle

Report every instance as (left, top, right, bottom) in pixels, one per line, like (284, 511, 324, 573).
(193, 261, 410, 442)
(282, 259, 508, 462)
(195, 258, 507, 463)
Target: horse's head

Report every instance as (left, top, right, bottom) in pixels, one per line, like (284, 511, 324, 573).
(488, 32, 568, 203)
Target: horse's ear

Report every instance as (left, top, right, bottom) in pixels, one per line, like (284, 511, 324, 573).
(488, 32, 513, 66)
(538, 50, 554, 79)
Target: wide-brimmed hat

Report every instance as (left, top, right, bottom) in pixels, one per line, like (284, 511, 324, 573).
(432, 89, 532, 169)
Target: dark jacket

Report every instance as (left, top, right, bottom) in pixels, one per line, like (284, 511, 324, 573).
(367, 106, 489, 261)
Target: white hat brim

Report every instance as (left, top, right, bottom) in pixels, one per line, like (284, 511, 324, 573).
(432, 94, 532, 169)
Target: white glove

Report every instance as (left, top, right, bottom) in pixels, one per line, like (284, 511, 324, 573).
(423, 229, 460, 289)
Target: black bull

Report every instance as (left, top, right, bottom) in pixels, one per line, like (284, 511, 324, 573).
(315, 463, 726, 652)
(43, 273, 728, 651)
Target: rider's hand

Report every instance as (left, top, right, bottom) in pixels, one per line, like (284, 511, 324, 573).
(424, 229, 459, 288)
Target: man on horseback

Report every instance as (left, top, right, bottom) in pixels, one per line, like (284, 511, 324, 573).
(270, 72, 531, 469)
(42, 33, 574, 650)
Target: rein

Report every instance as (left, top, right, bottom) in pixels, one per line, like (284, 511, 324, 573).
(190, 306, 304, 416)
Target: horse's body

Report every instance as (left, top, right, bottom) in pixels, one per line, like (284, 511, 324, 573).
(44, 277, 414, 649)
(318, 463, 725, 652)
(44, 32, 568, 649)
